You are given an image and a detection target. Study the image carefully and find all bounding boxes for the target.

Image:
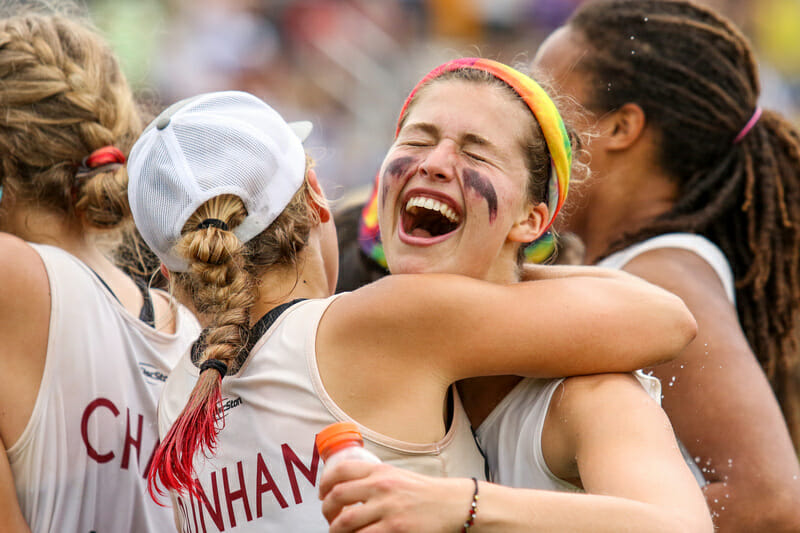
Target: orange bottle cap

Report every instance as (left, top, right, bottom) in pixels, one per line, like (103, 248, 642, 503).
(315, 422, 364, 461)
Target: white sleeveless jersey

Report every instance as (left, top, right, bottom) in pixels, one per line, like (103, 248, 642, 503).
(8, 244, 201, 533)
(597, 233, 735, 302)
(159, 295, 486, 532)
(476, 372, 660, 490)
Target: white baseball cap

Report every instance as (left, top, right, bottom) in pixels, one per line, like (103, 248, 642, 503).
(127, 91, 312, 272)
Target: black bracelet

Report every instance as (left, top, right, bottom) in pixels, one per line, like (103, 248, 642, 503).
(462, 477, 479, 531)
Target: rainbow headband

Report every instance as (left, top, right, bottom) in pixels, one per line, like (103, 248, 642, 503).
(359, 57, 572, 267)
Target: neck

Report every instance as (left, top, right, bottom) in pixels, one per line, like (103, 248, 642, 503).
(485, 244, 524, 285)
(0, 203, 117, 272)
(249, 234, 333, 323)
(564, 161, 678, 264)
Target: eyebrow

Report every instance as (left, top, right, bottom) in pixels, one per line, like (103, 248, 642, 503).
(402, 122, 497, 152)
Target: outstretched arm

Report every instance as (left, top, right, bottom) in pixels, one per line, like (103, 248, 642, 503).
(323, 266, 696, 383)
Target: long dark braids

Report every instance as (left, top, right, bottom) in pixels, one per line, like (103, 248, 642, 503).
(569, 0, 800, 445)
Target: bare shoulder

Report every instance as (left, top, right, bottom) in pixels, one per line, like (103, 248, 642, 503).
(547, 373, 660, 436)
(325, 273, 483, 329)
(622, 246, 730, 304)
(0, 233, 49, 311)
(548, 374, 665, 460)
(555, 373, 654, 412)
(543, 373, 663, 481)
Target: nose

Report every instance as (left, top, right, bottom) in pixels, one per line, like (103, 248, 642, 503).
(419, 141, 457, 182)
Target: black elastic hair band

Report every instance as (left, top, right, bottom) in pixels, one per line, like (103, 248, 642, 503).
(196, 218, 229, 231)
(199, 358, 228, 376)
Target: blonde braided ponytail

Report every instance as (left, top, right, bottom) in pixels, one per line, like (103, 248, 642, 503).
(0, 7, 141, 228)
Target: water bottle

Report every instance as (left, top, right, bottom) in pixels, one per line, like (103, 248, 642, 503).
(316, 421, 381, 470)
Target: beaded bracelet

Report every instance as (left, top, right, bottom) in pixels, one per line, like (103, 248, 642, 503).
(462, 477, 479, 531)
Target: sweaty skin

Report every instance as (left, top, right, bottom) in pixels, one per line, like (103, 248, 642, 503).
(463, 168, 498, 223)
(382, 157, 416, 208)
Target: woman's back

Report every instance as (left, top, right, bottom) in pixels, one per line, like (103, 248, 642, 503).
(158, 296, 484, 531)
(5, 241, 199, 532)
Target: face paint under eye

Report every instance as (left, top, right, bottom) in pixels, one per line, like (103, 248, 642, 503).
(463, 168, 498, 223)
(382, 156, 416, 208)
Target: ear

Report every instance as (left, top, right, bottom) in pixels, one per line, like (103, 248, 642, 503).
(159, 263, 170, 281)
(508, 201, 549, 244)
(306, 169, 331, 223)
(601, 102, 646, 152)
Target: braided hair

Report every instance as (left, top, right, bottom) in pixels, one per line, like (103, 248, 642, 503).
(0, 5, 142, 228)
(568, 0, 800, 444)
(148, 176, 323, 500)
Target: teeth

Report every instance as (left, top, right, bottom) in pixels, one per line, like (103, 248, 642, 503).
(405, 196, 460, 223)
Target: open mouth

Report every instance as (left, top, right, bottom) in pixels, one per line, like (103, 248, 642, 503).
(401, 195, 461, 239)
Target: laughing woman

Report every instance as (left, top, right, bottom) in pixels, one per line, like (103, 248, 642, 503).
(317, 57, 713, 531)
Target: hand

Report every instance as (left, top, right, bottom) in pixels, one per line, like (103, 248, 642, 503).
(319, 460, 475, 532)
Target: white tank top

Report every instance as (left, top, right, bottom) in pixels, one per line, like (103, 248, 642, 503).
(476, 372, 660, 490)
(159, 295, 486, 532)
(8, 243, 201, 533)
(597, 233, 735, 302)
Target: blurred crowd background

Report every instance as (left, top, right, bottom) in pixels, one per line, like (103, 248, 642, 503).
(85, 0, 800, 200)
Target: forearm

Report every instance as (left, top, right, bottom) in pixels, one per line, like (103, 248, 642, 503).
(703, 480, 800, 533)
(475, 482, 711, 533)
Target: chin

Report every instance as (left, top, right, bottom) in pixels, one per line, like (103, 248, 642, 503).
(386, 253, 447, 276)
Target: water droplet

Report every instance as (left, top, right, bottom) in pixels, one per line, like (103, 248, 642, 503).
(714, 499, 718, 503)
(694, 456, 701, 463)
(630, 35, 635, 40)
(668, 382, 674, 387)
(631, 50, 636, 55)
(721, 506, 725, 511)
(643, 16, 649, 22)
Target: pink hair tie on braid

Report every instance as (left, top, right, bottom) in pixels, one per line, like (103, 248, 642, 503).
(733, 106, 762, 144)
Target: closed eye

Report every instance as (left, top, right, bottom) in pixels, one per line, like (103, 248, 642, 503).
(465, 151, 488, 163)
(403, 141, 431, 147)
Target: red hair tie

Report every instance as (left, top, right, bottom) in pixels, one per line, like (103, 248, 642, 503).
(84, 146, 126, 167)
(76, 146, 126, 179)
